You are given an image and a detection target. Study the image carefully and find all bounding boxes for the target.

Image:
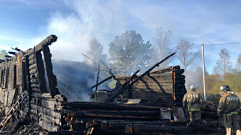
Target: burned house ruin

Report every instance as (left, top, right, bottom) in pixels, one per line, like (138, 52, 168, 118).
(0, 35, 228, 134)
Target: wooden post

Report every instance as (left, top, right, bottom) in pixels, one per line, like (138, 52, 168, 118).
(95, 60, 100, 102)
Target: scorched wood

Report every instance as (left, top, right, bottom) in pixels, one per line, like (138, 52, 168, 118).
(64, 102, 160, 111)
(68, 112, 159, 120)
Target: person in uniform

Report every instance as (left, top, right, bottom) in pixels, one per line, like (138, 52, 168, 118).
(182, 85, 203, 124)
(217, 85, 240, 135)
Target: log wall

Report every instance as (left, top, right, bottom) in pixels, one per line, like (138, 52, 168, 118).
(0, 35, 67, 132)
(115, 66, 186, 107)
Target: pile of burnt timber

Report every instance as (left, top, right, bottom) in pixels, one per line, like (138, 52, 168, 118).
(0, 35, 229, 134)
(113, 65, 186, 108)
(0, 35, 67, 133)
(59, 101, 227, 134)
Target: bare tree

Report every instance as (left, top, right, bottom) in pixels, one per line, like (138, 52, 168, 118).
(213, 48, 232, 76)
(153, 27, 173, 68)
(175, 39, 201, 70)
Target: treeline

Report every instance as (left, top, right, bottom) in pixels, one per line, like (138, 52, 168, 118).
(84, 28, 241, 93)
(84, 27, 200, 77)
(197, 48, 241, 93)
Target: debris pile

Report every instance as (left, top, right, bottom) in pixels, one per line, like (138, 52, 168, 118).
(0, 35, 236, 134)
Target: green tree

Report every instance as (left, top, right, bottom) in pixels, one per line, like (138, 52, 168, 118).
(108, 30, 152, 76)
(205, 74, 221, 93)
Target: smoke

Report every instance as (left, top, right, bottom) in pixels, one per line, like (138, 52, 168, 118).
(52, 59, 113, 102)
(184, 67, 203, 93)
(27, 0, 129, 102)
(30, 0, 224, 100)
(30, 0, 128, 62)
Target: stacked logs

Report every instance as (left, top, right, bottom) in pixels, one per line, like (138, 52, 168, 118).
(172, 68, 186, 107)
(60, 102, 226, 134)
(63, 102, 160, 119)
(21, 35, 66, 132)
(115, 66, 186, 108)
(62, 102, 161, 132)
(28, 43, 67, 131)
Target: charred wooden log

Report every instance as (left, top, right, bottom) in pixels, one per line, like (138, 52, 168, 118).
(188, 122, 225, 133)
(68, 112, 159, 120)
(125, 124, 193, 134)
(88, 75, 114, 91)
(64, 102, 161, 111)
(27, 35, 57, 55)
(66, 110, 159, 118)
(42, 46, 60, 97)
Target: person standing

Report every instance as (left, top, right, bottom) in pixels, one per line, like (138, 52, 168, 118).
(217, 85, 240, 135)
(182, 85, 203, 123)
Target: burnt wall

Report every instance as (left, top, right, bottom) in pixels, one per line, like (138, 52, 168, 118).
(115, 66, 186, 107)
(0, 35, 67, 132)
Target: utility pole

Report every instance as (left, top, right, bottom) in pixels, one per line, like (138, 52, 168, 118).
(202, 43, 207, 101)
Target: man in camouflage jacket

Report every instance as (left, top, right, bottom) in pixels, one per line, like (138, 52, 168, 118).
(217, 85, 240, 134)
(182, 85, 203, 123)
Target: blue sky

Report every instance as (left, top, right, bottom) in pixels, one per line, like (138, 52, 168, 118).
(0, 0, 241, 74)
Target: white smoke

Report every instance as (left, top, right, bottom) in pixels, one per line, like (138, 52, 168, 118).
(32, 0, 127, 61)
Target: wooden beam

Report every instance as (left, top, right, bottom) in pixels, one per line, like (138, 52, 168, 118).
(27, 35, 57, 55)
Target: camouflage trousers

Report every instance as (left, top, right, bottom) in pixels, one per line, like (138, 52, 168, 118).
(223, 114, 240, 134)
(189, 111, 201, 122)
